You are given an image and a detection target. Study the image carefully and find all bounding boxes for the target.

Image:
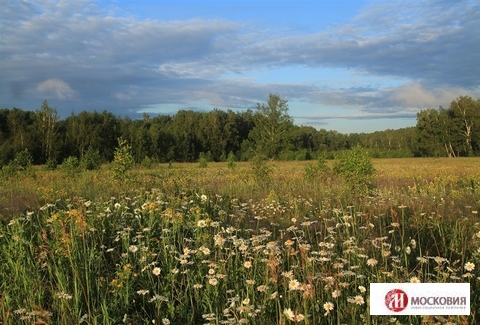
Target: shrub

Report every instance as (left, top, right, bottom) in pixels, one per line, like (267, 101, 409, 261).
(334, 145, 375, 194)
(227, 151, 236, 169)
(111, 137, 135, 181)
(304, 153, 330, 180)
(45, 157, 58, 170)
(198, 152, 208, 168)
(14, 149, 33, 170)
(141, 156, 155, 169)
(62, 156, 80, 178)
(81, 147, 102, 171)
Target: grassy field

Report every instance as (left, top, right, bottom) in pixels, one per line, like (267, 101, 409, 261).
(0, 158, 479, 324)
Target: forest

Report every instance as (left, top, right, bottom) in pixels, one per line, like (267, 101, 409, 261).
(0, 94, 479, 166)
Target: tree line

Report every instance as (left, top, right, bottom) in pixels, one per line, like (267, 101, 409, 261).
(0, 94, 478, 166)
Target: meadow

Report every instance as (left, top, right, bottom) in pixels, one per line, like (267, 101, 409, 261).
(0, 158, 479, 324)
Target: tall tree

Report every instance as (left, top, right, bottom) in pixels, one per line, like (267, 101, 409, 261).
(449, 96, 480, 156)
(249, 94, 293, 158)
(35, 100, 59, 163)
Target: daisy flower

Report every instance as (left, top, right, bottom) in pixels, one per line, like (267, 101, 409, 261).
(464, 262, 475, 272)
(366, 258, 378, 266)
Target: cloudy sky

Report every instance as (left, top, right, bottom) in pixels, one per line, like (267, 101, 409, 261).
(1, 0, 479, 133)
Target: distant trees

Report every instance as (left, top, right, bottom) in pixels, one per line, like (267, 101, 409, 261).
(1, 95, 479, 166)
(415, 96, 480, 157)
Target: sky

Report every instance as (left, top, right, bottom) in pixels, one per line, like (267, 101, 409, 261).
(1, 0, 479, 133)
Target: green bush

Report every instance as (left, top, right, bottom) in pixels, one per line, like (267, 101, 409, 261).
(14, 149, 33, 170)
(62, 156, 80, 178)
(81, 147, 102, 171)
(111, 137, 135, 181)
(304, 153, 330, 180)
(227, 151, 236, 169)
(334, 145, 375, 194)
(198, 152, 208, 168)
(45, 157, 58, 170)
(141, 156, 155, 169)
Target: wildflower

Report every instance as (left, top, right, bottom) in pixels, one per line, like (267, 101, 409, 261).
(197, 220, 207, 228)
(79, 313, 88, 323)
(162, 318, 170, 325)
(149, 295, 168, 303)
(257, 284, 268, 292)
(416, 256, 428, 264)
(137, 289, 149, 295)
(244, 261, 252, 269)
(199, 246, 211, 255)
(270, 291, 278, 299)
(289, 279, 302, 291)
(332, 290, 340, 298)
(434, 256, 446, 264)
(465, 262, 475, 272)
(171, 268, 179, 274)
(201, 194, 208, 202)
(358, 286, 366, 293)
(283, 308, 295, 321)
(353, 295, 365, 305)
(246, 279, 255, 285)
(282, 270, 294, 279)
(284, 239, 295, 247)
(208, 268, 216, 275)
(238, 242, 248, 252)
(295, 314, 305, 322)
(410, 276, 421, 283)
(283, 308, 304, 322)
(152, 267, 161, 276)
(202, 313, 216, 321)
(193, 283, 203, 289)
(323, 302, 334, 315)
(214, 234, 226, 247)
(129, 245, 139, 253)
(56, 291, 73, 300)
(366, 258, 378, 266)
(209, 278, 218, 286)
(410, 239, 417, 248)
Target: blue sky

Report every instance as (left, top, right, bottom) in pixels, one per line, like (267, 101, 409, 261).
(1, 0, 479, 133)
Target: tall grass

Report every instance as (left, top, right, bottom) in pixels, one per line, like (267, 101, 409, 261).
(0, 158, 479, 324)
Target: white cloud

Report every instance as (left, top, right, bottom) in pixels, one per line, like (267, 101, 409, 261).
(389, 82, 479, 109)
(1, 0, 478, 126)
(36, 78, 77, 99)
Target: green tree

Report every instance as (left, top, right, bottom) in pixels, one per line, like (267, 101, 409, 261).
(35, 100, 59, 163)
(249, 94, 293, 159)
(449, 96, 480, 156)
(111, 137, 135, 181)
